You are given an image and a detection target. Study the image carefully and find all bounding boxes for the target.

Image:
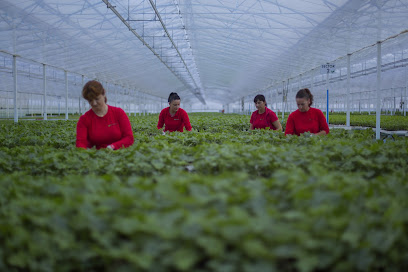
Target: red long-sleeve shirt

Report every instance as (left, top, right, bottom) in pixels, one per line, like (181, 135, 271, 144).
(250, 107, 279, 130)
(76, 105, 134, 149)
(157, 107, 192, 132)
(285, 107, 330, 136)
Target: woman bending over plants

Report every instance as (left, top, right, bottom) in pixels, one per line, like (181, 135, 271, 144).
(157, 92, 192, 133)
(285, 88, 329, 136)
(250, 94, 282, 131)
(76, 80, 134, 150)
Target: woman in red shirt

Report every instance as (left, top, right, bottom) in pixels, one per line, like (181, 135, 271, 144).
(285, 88, 329, 136)
(76, 80, 134, 150)
(250, 94, 282, 130)
(157, 92, 192, 133)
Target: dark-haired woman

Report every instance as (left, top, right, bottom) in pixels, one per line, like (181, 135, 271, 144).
(157, 92, 192, 132)
(285, 88, 329, 136)
(76, 80, 134, 149)
(250, 94, 282, 131)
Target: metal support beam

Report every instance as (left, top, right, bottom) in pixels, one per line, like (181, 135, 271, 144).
(80, 75, 84, 115)
(13, 55, 18, 123)
(43, 64, 47, 120)
(346, 54, 351, 127)
(326, 72, 329, 124)
(405, 66, 407, 117)
(65, 70, 68, 120)
(376, 41, 382, 140)
(281, 80, 285, 120)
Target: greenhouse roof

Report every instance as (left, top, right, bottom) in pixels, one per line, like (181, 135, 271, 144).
(1, 0, 408, 106)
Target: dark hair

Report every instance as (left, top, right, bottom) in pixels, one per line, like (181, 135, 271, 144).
(168, 92, 181, 103)
(296, 88, 313, 106)
(82, 80, 106, 102)
(254, 94, 267, 106)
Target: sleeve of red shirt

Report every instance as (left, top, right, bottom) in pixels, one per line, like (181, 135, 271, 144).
(110, 108, 134, 149)
(316, 109, 330, 134)
(76, 115, 90, 149)
(182, 109, 192, 131)
(157, 109, 165, 129)
(284, 113, 296, 135)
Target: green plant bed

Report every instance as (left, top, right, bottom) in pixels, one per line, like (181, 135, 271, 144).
(1, 170, 407, 272)
(0, 113, 407, 271)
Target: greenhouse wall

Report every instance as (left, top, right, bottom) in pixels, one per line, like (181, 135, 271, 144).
(0, 51, 163, 119)
(233, 32, 408, 118)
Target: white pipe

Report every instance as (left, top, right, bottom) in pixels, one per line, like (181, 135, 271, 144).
(326, 71, 329, 124)
(79, 75, 84, 115)
(405, 86, 407, 117)
(65, 70, 68, 120)
(43, 64, 47, 120)
(28, 93, 31, 116)
(6, 89, 9, 119)
(13, 55, 18, 123)
(281, 80, 285, 120)
(346, 54, 351, 127)
(376, 41, 382, 140)
(405, 66, 407, 116)
(392, 88, 395, 116)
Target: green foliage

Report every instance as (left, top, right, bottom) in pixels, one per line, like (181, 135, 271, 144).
(0, 113, 407, 272)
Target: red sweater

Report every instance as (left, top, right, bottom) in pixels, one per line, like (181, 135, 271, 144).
(285, 107, 329, 136)
(76, 105, 134, 149)
(250, 107, 279, 130)
(157, 107, 192, 132)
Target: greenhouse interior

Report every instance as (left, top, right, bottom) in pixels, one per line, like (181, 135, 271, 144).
(1, 0, 408, 271)
(1, 0, 408, 119)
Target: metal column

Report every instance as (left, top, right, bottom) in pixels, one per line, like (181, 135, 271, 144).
(326, 72, 329, 124)
(376, 41, 382, 140)
(65, 71, 68, 120)
(405, 66, 407, 116)
(281, 80, 285, 120)
(43, 64, 47, 120)
(405, 86, 407, 117)
(79, 75, 84, 115)
(346, 54, 351, 127)
(13, 55, 18, 123)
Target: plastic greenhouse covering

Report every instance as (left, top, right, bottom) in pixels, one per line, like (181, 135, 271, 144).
(0, 0, 408, 118)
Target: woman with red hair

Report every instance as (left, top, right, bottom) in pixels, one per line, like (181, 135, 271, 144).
(76, 80, 134, 149)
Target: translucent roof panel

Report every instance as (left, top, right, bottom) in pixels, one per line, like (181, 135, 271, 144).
(1, 0, 408, 107)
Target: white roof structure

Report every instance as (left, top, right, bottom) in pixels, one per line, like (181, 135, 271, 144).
(1, 0, 408, 109)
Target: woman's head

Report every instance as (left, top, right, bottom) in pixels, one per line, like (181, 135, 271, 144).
(168, 92, 180, 103)
(254, 94, 267, 111)
(296, 88, 313, 112)
(82, 80, 107, 109)
(168, 92, 181, 113)
(83, 80, 106, 102)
